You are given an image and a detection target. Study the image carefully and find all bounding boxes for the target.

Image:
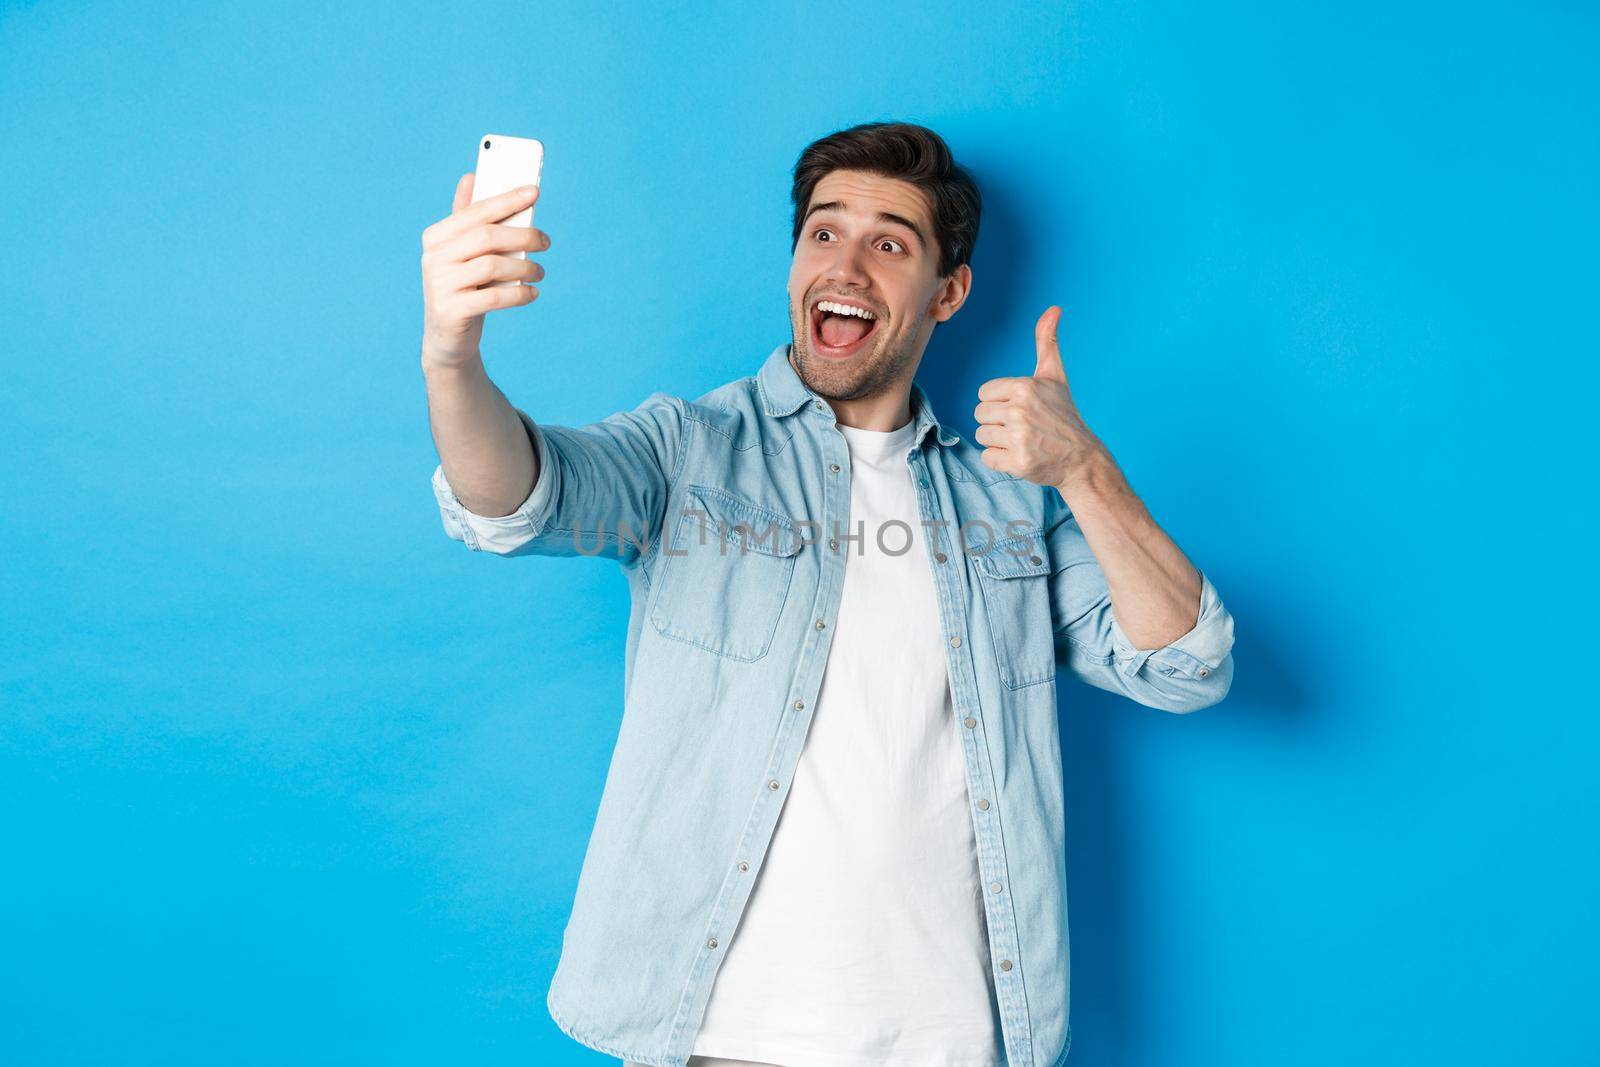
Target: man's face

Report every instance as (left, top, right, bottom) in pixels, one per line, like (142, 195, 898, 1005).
(787, 169, 965, 402)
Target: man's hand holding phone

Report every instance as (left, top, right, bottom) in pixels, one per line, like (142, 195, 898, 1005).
(419, 175, 550, 371)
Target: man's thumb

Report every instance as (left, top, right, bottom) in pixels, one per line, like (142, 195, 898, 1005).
(1033, 306, 1066, 383)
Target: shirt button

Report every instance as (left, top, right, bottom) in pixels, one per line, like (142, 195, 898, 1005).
(919, 478, 928, 488)
(964, 716, 977, 729)
(793, 699, 804, 709)
(828, 538, 839, 551)
(934, 551, 947, 563)
(1198, 667, 1210, 677)
(1000, 959, 1013, 972)
(815, 619, 826, 629)
(738, 861, 749, 872)
(1029, 555, 1041, 565)
(813, 400, 825, 412)
(768, 779, 780, 790)
(707, 937, 718, 949)
(829, 463, 840, 473)
(990, 882, 1003, 894)
(977, 798, 990, 811)
(949, 635, 961, 647)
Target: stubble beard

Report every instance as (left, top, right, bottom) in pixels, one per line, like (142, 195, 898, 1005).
(789, 300, 923, 403)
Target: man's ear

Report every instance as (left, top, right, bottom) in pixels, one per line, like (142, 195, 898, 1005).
(929, 263, 973, 323)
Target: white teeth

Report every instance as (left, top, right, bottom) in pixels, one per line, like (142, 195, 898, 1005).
(816, 299, 876, 320)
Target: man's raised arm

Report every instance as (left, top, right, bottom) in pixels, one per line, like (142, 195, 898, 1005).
(419, 172, 549, 519)
(973, 306, 1236, 711)
(418, 172, 683, 564)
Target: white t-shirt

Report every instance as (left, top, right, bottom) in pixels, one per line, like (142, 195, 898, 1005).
(692, 416, 1002, 1067)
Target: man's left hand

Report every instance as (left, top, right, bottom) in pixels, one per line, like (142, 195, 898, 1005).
(973, 306, 1110, 493)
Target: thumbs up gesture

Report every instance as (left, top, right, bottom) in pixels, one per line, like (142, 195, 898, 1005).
(973, 306, 1110, 493)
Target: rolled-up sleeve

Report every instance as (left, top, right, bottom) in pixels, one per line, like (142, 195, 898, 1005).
(1046, 500, 1235, 713)
(431, 390, 686, 564)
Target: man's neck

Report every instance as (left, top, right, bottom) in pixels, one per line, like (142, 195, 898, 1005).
(828, 387, 914, 432)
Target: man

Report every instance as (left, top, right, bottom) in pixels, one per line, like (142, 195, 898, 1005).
(421, 122, 1235, 1067)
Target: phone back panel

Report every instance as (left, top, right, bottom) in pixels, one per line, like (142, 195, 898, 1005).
(471, 134, 544, 285)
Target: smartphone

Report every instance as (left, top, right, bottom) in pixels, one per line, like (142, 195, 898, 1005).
(471, 133, 545, 287)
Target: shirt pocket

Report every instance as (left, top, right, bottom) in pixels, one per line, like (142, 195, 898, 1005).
(972, 528, 1056, 689)
(648, 483, 804, 662)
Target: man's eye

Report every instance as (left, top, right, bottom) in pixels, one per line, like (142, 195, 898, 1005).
(812, 228, 904, 254)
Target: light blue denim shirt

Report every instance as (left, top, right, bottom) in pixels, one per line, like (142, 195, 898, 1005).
(430, 342, 1235, 1067)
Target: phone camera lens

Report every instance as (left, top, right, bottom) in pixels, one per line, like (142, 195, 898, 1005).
(483, 139, 491, 150)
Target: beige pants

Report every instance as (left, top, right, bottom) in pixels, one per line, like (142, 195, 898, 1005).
(622, 1057, 786, 1067)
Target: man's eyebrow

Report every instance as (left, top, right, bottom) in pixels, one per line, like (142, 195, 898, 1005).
(803, 200, 927, 252)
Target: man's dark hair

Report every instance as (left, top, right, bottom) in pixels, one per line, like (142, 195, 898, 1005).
(789, 121, 982, 280)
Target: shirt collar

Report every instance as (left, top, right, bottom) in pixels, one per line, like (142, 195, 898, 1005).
(757, 342, 960, 448)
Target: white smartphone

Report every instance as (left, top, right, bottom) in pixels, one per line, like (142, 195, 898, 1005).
(470, 133, 545, 288)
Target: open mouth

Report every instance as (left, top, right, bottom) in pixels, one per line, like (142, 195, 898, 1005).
(809, 301, 881, 360)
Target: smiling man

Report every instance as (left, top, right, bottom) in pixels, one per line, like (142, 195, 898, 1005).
(422, 121, 1236, 1067)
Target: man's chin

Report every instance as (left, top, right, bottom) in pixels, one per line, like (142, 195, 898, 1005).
(794, 338, 871, 391)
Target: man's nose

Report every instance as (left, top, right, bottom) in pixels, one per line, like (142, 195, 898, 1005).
(823, 244, 872, 288)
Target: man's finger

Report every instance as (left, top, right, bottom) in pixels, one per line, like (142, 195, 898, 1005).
(436, 183, 541, 242)
(977, 376, 1029, 403)
(975, 422, 1015, 450)
(452, 172, 473, 214)
(972, 399, 1011, 425)
(979, 446, 1014, 473)
(1033, 305, 1067, 384)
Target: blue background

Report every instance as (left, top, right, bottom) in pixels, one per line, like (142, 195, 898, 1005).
(3, 1, 1596, 1063)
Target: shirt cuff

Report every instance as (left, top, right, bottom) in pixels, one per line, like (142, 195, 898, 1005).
(1108, 571, 1235, 679)
(431, 407, 559, 552)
